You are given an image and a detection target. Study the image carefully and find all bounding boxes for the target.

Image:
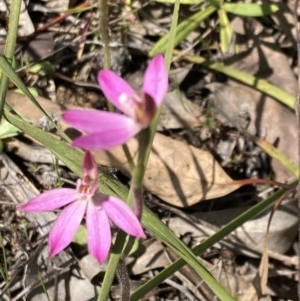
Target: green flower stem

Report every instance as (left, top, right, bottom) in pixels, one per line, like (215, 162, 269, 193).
(96, 231, 127, 301)
(98, 0, 110, 71)
(128, 127, 152, 217)
(98, 0, 114, 113)
(0, 0, 22, 120)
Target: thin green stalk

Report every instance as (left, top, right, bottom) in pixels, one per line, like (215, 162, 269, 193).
(98, 0, 113, 113)
(164, 0, 180, 69)
(96, 231, 127, 301)
(123, 143, 135, 171)
(98, 0, 110, 70)
(0, 0, 22, 120)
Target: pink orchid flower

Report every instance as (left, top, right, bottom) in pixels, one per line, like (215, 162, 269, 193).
(62, 55, 168, 150)
(20, 151, 145, 263)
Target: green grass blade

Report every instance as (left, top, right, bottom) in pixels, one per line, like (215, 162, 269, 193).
(218, 9, 233, 53)
(131, 187, 288, 300)
(164, 0, 181, 69)
(222, 3, 279, 17)
(0, 0, 22, 120)
(178, 53, 295, 109)
(38, 271, 51, 301)
(244, 133, 299, 177)
(150, 6, 216, 56)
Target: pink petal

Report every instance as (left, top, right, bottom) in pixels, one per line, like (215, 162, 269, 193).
(101, 196, 146, 238)
(86, 200, 111, 263)
(20, 188, 77, 212)
(63, 110, 134, 133)
(98, 70, 137, 112)
(142, 55, 168, 106)
(82, 151, 98, 181)
(49, 200, 87, 257)
(72, 119, 141, 150)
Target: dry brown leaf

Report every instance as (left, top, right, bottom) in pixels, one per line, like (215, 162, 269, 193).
(6, 91, 241, 207)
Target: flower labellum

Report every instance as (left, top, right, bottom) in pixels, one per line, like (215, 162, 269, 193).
(20, 151, 145, 263)
(63, 54, 168, 150)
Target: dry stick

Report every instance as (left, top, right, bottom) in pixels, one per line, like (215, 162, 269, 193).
(294, 1, 300, 299)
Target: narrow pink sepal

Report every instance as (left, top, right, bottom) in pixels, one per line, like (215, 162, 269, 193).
(82, 151, 98, 180)
(49, 201, 87, 257)
(98, 70, 137, 111)
(63, 110, 135, 133)
(19, 188, 77, 212)
(86, 200, 112, 263)
(142, 55, 168, 106)
(101, 196, 146, 238)
(72, 120, 141, 150)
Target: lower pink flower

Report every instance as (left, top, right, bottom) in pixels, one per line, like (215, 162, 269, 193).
(19, 151, 146, 263)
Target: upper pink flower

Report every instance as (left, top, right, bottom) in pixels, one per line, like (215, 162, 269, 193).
(19, 151, 145, 263)
(62, 55, 168, 150)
